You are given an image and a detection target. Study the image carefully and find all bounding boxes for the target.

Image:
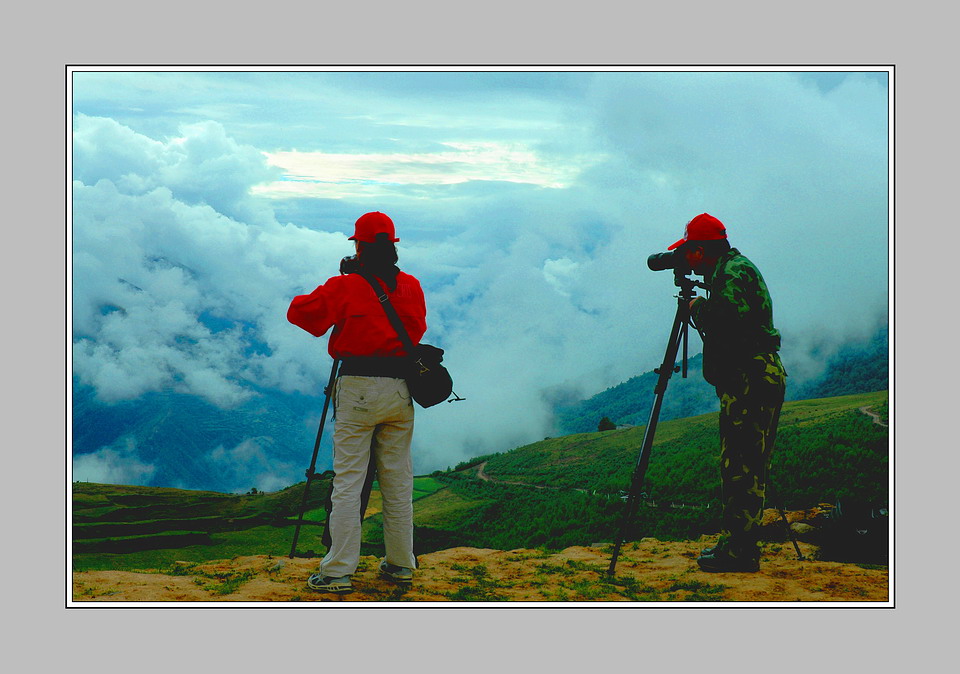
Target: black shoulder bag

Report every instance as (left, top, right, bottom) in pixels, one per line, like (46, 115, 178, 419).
(358, 272, 454, 408)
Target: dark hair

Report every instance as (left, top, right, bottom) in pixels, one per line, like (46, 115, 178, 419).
(357, 233, 400, 290)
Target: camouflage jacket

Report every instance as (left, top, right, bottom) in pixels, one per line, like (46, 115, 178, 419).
(689, 248, 781, 387)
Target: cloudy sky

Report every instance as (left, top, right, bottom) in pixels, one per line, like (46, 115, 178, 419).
(69, 67, 890, 477)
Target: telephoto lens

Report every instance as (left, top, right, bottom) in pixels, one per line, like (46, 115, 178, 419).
(647, 250, 678, 271)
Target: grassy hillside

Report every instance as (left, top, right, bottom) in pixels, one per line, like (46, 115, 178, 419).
(72, 476, 447, 571)
(72, 391, 888, 571)
(480, 390, 887, 503)
(72, 479, 332, 570)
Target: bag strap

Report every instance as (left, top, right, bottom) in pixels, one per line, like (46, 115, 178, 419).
(357, 272, 417, 354)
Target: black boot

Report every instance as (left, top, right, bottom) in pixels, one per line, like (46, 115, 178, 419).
(697, 549, 760, 573)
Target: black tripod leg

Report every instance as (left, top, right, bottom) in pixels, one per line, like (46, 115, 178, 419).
(289, 358, 340, 559)
(607, 300, 689, 576)
(777, 505, 805, 561)
(359, 449, 377, 524)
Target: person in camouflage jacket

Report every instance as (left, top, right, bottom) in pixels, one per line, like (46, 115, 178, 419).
(667, 213, 787, 572)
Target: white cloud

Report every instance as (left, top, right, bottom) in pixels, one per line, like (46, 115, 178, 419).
(255, 141, 601, 199)
(73, 437, 156, 485)
(71, 115, 356, 407)
(542, 257, 581, 296)
(208, 438, 296, 493)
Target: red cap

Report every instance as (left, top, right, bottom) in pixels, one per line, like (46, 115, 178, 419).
(349, 211, 400, 243)
(667, 213, 726, 250)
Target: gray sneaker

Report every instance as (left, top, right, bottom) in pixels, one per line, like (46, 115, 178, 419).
(306, 573, 353, 593)
(379, 560, 413, 583)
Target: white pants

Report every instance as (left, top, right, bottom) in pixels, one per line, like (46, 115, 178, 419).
(319, 376, 416, 578)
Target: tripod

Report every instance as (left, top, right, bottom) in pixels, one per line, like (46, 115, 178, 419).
(288, 358, 340, 558)
(607, 271, 704, 575)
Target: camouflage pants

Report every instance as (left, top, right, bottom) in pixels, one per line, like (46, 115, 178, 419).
(714, 353, 786, 560)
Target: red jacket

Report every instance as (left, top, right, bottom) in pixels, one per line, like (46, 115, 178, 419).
(287, 272, 427, 358)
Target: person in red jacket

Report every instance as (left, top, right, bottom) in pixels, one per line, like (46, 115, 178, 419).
(288, 212, 426, 593)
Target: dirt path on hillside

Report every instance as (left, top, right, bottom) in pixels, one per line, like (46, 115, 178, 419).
(859, 406, 888, 427)
(475, 461, 555, 490)
(72, 537, 888, 604)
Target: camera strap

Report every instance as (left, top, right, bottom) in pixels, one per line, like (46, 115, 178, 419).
(356, 272, 418, 354)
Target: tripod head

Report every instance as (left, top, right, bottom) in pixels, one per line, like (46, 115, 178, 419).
(665, 270, 709, 384)
(674, 270, 699, 297)
(674, 269, 708, 301)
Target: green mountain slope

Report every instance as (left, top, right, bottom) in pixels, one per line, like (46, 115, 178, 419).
(790, 325, 889, 400)
(553, 353, 718, 434)
(411, 390, 888, 551)
(490, 390, 887, 501)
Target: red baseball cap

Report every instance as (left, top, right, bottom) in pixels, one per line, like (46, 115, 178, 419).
(349, 211, 400, 243)
(667, 213, 726, 250)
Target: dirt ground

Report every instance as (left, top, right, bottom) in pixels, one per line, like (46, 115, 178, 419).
(71, 535, 889, 605)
